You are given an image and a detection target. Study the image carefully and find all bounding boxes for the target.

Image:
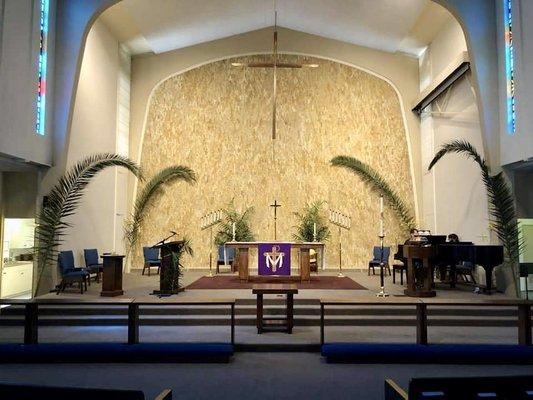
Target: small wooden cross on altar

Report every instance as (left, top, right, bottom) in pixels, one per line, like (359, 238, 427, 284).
(270, 200, 281, 240)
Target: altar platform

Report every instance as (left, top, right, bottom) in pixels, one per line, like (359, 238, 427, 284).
(0, 269, 521, 349)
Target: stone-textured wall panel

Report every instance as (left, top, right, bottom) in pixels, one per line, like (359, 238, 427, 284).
(133, 55, 414, 270)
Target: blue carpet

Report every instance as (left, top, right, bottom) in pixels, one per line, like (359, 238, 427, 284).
(0, 343, 234, 363)
(322, 343, 533, 364)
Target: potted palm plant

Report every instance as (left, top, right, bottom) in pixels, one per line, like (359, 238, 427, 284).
(214, 201, 255, 270)
(292, 201, 331, 242)
(214, 200, 255, 244)
(159, 238, 193, 293)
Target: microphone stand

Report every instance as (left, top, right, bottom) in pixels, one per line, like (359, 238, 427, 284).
(152, 231, 177, 248)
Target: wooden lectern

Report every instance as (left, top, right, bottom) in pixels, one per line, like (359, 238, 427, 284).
(153, 240, 186, 295)
(100, 254, 125, 297)
(404, 245, 436, 297)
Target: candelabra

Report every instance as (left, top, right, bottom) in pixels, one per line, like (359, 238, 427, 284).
(376, 195, 389, 297)
(200, 210, 223, 277)
(329, 209, 351, 278)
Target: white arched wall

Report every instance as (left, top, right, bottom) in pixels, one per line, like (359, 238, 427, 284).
(48, 0, 501, 202)
(418, 17, 491, 247)
(35, 0, 503, 289)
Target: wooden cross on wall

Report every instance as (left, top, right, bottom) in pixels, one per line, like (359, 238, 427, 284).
(270, 200, 281, 240)
(231, 12, 318, 139)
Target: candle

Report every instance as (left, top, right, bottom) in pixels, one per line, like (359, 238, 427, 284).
(379, 195, 384, 237)
(232, 222, 236, 241)
(313, 222, 317, 241)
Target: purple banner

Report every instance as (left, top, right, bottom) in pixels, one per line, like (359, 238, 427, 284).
(258, 243, 291, 276)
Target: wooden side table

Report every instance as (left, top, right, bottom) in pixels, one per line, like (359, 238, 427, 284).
(100, 255, 124, 297)
(252, 284, 298, 334)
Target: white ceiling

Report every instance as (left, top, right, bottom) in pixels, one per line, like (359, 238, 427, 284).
(100, 0, 453, 56)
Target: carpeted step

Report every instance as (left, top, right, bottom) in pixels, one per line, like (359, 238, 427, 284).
(0, 343, 234, 363)
(321, 343, 533, 364)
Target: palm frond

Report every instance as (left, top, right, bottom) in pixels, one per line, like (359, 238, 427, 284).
(124, 165, 196, 253)
(331, 155, 416, 232)
(292, 201, 331, 242)
(428, 139, 522, 296)
(34, 153, 142, 296)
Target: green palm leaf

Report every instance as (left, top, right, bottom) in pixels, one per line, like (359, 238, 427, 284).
(34, 153, 142, 296)
(331, 155, 415, 232)
(428, 139, 522, 295)
(124, 165, 197, 253)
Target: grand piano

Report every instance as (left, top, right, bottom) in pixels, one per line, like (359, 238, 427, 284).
(394, 238, 504, 294)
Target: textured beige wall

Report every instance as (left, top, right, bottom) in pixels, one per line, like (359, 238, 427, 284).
(133, 55, 414, 270)
(130, 28, 421, 228)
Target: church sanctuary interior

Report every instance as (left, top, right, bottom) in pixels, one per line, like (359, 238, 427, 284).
(1, 0, 533, 399)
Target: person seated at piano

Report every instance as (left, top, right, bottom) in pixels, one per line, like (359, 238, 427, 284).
(447, 233, 459, 243)
(404, 228, 428, 245)
(437, 233, 460, 281)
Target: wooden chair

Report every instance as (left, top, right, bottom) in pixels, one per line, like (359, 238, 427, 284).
(520, 262, 533, 299)
(368, 246, 391, 276)
(83, 248, 103, 282)
(142, 247, 161, 276)
(216, 246, 235, 273)
(57, 251, 89, 294)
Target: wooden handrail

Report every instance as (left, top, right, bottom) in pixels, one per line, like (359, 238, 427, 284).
(0, 298, 236, 346)
(320, 298, 532, 346)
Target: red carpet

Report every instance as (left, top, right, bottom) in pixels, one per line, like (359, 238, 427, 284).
(185, 275, 367, 290)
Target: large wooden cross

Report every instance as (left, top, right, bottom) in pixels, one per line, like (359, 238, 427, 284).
(270, 200, 282, 240)
(231, 12, 318, 139)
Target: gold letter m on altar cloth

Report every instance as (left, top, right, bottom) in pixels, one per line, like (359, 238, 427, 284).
(263, 245, 286, 273)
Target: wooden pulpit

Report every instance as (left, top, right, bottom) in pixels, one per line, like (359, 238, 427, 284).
(153, 240, 186, 295)
(100, 254, 124, 297)
(404, 245, 436, 298)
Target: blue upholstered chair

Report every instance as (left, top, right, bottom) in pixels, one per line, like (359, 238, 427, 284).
(142, 247, 161, 276)
(368, 246, 391, 276)
(216, 246, 236, 273)
(84, 248, 104, 283)
(57, 250, 89, 294)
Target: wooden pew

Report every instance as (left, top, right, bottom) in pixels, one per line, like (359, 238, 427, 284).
(385, 376, 533, 400)
(0, 383, 172, 400)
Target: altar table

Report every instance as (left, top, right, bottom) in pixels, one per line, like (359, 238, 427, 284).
(224, 242, 325, 282)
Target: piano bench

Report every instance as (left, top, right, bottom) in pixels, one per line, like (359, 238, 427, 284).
(392, 264, 406, 285)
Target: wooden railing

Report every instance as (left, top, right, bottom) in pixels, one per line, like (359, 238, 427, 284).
(0, 297, 236, 346)
(320, 297, 532, 346)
